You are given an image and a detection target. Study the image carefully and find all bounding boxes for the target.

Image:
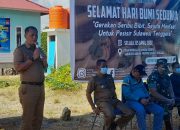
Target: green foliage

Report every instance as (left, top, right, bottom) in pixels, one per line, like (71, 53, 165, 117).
(45, 64, 81, 90)
(41, 32, 47, 55)
(0, 81, 10, 88)
(0, 77, 20, 88)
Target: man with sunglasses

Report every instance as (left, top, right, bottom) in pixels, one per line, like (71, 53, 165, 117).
(147, 58, 175, 130)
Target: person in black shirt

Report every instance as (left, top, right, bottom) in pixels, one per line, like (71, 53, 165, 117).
(170, 62, 180, 116)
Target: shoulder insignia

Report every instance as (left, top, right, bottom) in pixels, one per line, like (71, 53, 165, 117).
(17, 44, 25, 49)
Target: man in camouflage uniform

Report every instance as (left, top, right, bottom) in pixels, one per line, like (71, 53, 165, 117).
(147, 58, 175, 130)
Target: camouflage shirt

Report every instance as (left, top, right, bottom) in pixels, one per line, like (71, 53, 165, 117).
(147, 70, 173, 114)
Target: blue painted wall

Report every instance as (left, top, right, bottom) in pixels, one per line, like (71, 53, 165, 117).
(0, 9, 41, 53)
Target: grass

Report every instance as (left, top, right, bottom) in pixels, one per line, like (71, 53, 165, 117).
(0, 76, 121, 119)
(0, 76, 95, 118)
(0, 76, 179, 130)
(0, 75, 20, 87)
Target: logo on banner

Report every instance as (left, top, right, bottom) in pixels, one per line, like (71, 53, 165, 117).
(77, 68, 86, 78)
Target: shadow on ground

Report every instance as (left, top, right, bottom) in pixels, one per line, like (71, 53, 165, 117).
(0, 111, 179, 130)
(0, 113, 104, 130)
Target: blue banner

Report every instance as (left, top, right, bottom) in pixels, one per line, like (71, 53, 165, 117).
(0, 18, 10, 52)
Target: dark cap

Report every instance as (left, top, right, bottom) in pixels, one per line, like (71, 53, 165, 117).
(134, 64, 147, 76)
(156, 58, 168, 66)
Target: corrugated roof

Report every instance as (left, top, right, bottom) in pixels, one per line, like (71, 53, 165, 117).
(0, 0, 49, 15)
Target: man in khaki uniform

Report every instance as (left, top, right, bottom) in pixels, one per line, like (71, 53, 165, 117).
(13, 26, 48, 130)
(86, 59, 134, 130)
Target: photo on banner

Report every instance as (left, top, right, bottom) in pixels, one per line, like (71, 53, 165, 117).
(70, 0, 180, 80)
(0, 18, 10, 52)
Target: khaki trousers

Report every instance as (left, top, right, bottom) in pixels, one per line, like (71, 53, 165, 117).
(97, 100, 134, 130)
(19, 84, 45, 130)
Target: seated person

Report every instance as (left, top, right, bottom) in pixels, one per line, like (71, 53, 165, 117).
(122, 64, 164, 130)
(147, 59, 175, 130)
(86, 59, 134, 130)
(170, 62, 180, 116)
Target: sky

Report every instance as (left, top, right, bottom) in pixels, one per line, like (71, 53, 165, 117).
(32, 0, 70, 29)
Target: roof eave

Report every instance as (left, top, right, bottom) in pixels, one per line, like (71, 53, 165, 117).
(41, 12, 49, 16)
(0, 7, 49, 15)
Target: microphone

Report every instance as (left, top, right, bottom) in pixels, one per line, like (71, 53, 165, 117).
(35, 42, 39, 48)
(35, 42, 43, 59)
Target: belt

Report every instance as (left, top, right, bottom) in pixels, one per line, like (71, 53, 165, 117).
(21, 81, 43, 86)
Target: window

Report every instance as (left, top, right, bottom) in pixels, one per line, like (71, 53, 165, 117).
(16, 27, 22, 47)
(49, 35, 55, 42)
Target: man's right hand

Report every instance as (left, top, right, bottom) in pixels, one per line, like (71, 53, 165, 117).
(92, 107, 100, 115)
(140, 98, 150, 105)
(33, 48, 40, 60)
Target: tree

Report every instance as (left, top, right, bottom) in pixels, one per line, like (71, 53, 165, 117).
(41, 32, 47, 55)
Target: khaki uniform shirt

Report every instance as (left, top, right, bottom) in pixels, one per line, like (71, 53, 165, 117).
(13, 44, 46, 82)
(87, 74, 117, 103)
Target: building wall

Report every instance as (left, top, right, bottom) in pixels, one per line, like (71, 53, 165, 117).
(56, 29, 70, 67)
(45, 29, 70, 73)
(0, 9, 41, 53)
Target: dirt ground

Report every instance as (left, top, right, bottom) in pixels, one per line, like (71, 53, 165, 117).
(0, 76, 179, 130)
